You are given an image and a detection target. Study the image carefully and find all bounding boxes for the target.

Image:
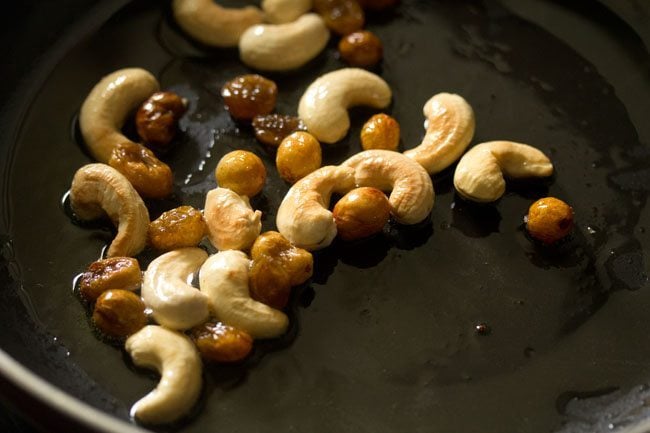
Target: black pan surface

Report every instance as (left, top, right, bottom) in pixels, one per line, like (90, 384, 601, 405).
(1, 1, 649, 432)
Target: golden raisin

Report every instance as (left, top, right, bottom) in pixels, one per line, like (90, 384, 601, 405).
(221, 74, 278, 122)
(108, 141, 173, 199)
(92, 289, 147, 338)
(216, 150, 266, 197)
(191, 322, 253, 363)
(251, 231, 313, 285)
(526, 197, 574, 245)
(357, 0, 399, 10)
(79, 257, 141, 303)
(252, 114, 306, 147)
(249, 258, 293, 309)
(314, 0, 365, 35)
(276, 132, 322, 184)
(135, 91, 187, 147)
(333, 187, 390, 240)
(338, 30, 383, 67)
(148, 206, 206, 251)
(360, 113, 400, 151)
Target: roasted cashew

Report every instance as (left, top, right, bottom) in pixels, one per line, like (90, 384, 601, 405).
(199, 250, 288, 339)
(69, 164, 149, 258)
(342, 150, 434, 224)
(276, 165, 356, 250)
(239, 14, 329, 71)
(204, 187, 262, 251)
(79, 68, 159, 164)
(403, 93, 475, 174)
(298, 68, 392, 143)
(262, 0, 312, 24)
(125, 325, 202, 425)
(172, 0, 263, 47)
(141, 248, 210, 330)
(453, 141, 554, 202)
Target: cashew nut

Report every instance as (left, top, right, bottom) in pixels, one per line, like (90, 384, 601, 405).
(172, 0, 263, 47)
(403, 93, 476, 174)
(141, 248, 210, 330)
(453, 141, 554, 202)
(239, 14, 329, 71)
(298, 68, 392, 143)
(199, 250, 288, 339)
(69, 163, 149, 258)
(262, 0, 312, 24)
(204, 187, 262, 251)
(276, 165, 356, 250)
(79, 68, 159, 164)
(342, 150, 434, 224)
(125, 325, 202, 425)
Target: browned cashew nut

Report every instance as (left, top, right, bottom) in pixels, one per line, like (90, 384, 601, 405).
(69, 164, 149, 258)
(204, 187, 262, 251)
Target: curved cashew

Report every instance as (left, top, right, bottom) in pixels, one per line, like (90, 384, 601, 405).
(69, 163, 149, 257)
(453, 141, 554, 202)
(262, 0, 312, 24)
(204, 187, 262, 251)
(79, 68, 159, 164)
(298, 68, 392, 143)
(141, 247, 210, 330)
(125, 325, 202, 425)
(199, 250, 288, 339)
(276, 165, 356, 250)
(239, 13, 329, 71)
(404, 93, 476, 174)
(172, 0, 263, 48)
(342, 150, 434, 224)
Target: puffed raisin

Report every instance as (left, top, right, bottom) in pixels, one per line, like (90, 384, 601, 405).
(276, 131, 322, 184)
(526, 197, 574, 245)
(221, 75, 277, 122)
(249, 258, 293, 309)
(135, 91, 187, 148)
(357, 0, 399, 10)
(215, 150, 267, 197)
(191, 322, 253, 363)
(148, 206, 206, 251)
(79, 257, 142, 303)
(92, 289, 147, 338)
(252, 114, 306, 147)
(360, 113, 400, 151)
(314, 0, 365, 35)
(333, 187, 390, 240)
(339, 30, 383, 68)
(108, 141, 173, 199)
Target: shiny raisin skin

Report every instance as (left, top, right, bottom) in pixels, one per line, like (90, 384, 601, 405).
(148, 206, 206, 251)
(191, 322, 253, 363)
(339, 30, 383, 68)
(108, 141, 173, 199)
(221, 75, 278, 122)
(526, 197, 575, 245)
(135, 91, 187, 148)
(252, 114, 306, 147)
(314, 0, 365, 36)
(92, 289, 147, 338)
(79, 257, 142, 303)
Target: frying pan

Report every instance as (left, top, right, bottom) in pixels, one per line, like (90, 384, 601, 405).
(1, 0, 649, 432)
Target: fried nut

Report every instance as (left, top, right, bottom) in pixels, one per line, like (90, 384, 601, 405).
(69, 164, 150, 258)
(148, 206, 206, 251)
(108, 141, 173, 199)
(360, 113, 400, 151)
(276, 131, 322, 184)
(403, 93, 475, 174)
(204, 187, 262, 251)
(276, 165, 356, 250)
(141, 248, 210, 330)
(262, 0, 312, 23)
(342, 149, 434, 224)
(172, 0, 263, 47)
(199, 250, 289, 339)
(191, 321, 253, 363)
(215, 150, 266, 197)
(79, 257, 142, 303)
(126, 325, 202, 425)
(135, 91, 187, 148)
(239, 13, 330, 71)
(298, 68, 392, 144)
(92, 289, 147, 338)
(526, 197, 574, 244)
(333, 187, 390, 240)
(453, 141, 554, 203)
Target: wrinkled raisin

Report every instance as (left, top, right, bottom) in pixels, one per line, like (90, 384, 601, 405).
(108, 141, 173, 199)
(314, 0, 365, 36)
(191, 322, 253, 363)
(148, 206, 206, 251)
(221, 75, 277, 122)
(135, 91, 187, 148)
(252, 114, 306, 147)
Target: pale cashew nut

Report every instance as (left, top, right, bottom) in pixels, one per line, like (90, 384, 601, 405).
(141, 247, 210, 330)
(342, 150, 434, 224)
(453, 141, 554, 202)
(404, 93, 476, 174)
(125, 325, 202, 425)
(79, 68, 159, 163)
(204, 187, 262, 251)
(262, 0, 312, 23)
(199, 250, 288, 339)
(69, 163, 149, 258)
(172, 0, 263, 47)
(239, 13, 329, 71)
(276, 165, 356, 250)
(298, 68, 392, 143)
